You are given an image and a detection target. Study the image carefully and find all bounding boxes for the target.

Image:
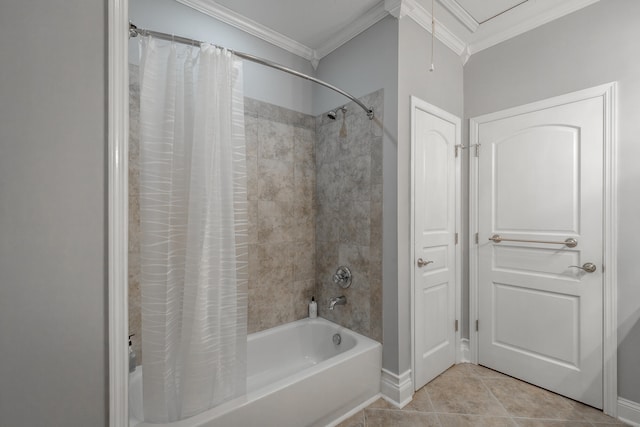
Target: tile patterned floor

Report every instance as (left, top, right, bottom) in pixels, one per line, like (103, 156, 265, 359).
(338, 364, 627, 427)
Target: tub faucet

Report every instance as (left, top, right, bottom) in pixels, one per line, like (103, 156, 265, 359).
(328, 296, 346, 310)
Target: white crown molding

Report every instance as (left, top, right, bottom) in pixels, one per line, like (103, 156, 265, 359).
(406, 0, 466, 56)
(175, 0, 315, 61)
(384, 0, 417, 19)
(438, 0, 479, 32)
(380, 368, 413, 408)
(310, 56, 320, 71)
(175, 0, 599, 68)
(315, 1, 389, 59)
(176, 0, 389, 68)
(460, 46, 471, 65)
(467, 0, 600, 55)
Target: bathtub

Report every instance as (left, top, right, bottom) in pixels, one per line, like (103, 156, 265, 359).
(130, 317, 382, 427)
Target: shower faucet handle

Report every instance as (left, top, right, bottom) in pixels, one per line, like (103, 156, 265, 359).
(332, 266, 352, 288)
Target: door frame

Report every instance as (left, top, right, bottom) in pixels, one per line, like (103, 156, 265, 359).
(108, 0, 130, 426)
(410, 96, 463, 391)
(468, 83, 618, 415)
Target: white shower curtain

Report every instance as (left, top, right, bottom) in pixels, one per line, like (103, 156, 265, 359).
(138, 36, 248, 423)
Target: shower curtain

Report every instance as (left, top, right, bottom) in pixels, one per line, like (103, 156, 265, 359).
(138, 36, 248, 423)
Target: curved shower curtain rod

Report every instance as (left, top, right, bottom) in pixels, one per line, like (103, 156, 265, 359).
(129, 23, 374, 120)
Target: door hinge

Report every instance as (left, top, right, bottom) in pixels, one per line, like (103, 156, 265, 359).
(475, 320, 479, 331)
(455, 144, 468, 158)
(475, 143, 481, 157)
(455, 319, 459, 332)
(455, 232, 459, 244)
(475, 232, 479, 244)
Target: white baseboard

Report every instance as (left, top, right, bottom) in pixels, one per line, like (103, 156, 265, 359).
(458, 338, 470, 363)
(618, 398, 640, 426)
(380, 368, 413, 408)
(326, 393, 381, 427)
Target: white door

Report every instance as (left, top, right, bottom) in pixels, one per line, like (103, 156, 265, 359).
(412, 98, 460, 390)
(476, 95, 604, 408)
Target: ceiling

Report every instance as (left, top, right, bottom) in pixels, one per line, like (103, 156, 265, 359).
(213, 0, 381, 49)
(455, 0, 527, 24)
(176, 0, 599, 66)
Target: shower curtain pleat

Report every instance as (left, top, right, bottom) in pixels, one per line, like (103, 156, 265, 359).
(138, 36, 247, 423)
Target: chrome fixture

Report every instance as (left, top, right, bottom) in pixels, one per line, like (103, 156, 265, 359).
(333, 266, 352, 288)
(339, 107, 348, 138)
(569, 263, 597, 273)
(129, 23, 374, 120)
(417, 258, 433, 268)
(327, 106, 347, 127)
(328, 296, 347, 310)
(332, 333, 342, 345)
(489, 234, 578, 248)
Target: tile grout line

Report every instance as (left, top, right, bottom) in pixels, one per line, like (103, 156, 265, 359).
(511, 416, 600, 427)
(361, 404, 608, 427)
(513, 415, 601, 424)
(480, 374, 618, 425)
(476, 375, 519, 425)
(353, 365, 625, 427)
(433, 412, 444, 427)
(424, 374, 445, 426)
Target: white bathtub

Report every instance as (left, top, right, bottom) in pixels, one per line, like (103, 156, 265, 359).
(130, 317, 382, 427)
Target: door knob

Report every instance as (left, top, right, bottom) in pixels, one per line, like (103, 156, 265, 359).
(417, 258, 433, 268)
(569, 262, 597, 273)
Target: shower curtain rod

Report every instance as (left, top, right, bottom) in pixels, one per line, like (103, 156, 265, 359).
(129, 23, 374, 120)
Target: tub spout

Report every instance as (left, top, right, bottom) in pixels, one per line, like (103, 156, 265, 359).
(328, 296, 346, 310)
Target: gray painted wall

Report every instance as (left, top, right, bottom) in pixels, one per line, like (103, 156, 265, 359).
(0, 1, 107, 426)
(315, 16, 399, 373)
(4, 2, 631, 423)
(396, 18, 465, 374)
(464, 0, 640, 403)
(130, 0, 316, 115)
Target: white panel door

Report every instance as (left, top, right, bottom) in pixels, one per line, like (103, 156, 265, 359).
(477, 96, 604, 408)
(413, 100, 459, 390)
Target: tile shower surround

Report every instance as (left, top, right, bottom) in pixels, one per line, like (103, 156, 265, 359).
(129, 64, 383, 364)
(314, 91, 384, 343)
(244, 98, 317, 334)
(129, 66, 141, 361)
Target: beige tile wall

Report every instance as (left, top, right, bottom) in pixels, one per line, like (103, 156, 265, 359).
(243, 98, 317, 333)
(315, 90, 384, 343)
(128, 65, 142, 362)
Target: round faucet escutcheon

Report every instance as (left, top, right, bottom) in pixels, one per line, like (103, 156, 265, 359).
(332, 266, 352, 288)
